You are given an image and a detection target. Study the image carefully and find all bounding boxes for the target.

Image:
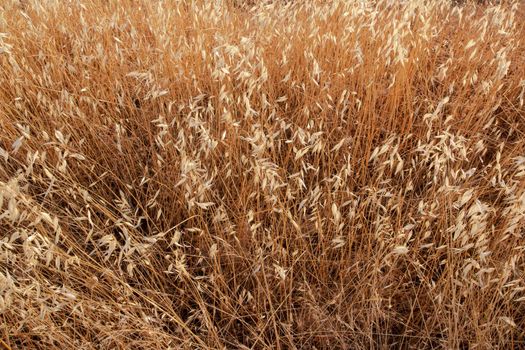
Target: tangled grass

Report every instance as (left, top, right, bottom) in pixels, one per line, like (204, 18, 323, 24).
(1, 0, 525, 348)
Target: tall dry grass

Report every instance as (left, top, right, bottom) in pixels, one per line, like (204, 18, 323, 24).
(1, 0, 525, 348)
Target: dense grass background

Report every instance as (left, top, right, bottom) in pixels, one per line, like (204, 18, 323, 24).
(1, 0, 525, 348)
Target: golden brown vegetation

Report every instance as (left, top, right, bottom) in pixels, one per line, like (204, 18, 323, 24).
(1, 0, 525, 348)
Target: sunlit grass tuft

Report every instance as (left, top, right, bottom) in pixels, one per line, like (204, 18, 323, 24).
(1, 0, 525, 348)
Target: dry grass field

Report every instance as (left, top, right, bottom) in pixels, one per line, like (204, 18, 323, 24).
(1, 0, 525, 348)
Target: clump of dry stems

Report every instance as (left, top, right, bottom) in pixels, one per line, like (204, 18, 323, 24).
(1, 0, 525, 348)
